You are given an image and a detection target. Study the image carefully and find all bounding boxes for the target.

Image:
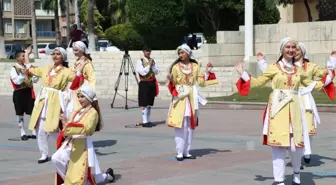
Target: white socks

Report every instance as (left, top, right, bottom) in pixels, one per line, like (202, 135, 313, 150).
(141, 106, 152, 124)
(141, 107, 148, 123)
(147, 106, 152, 122)
(17, 115, 26, 136)
(293, 172, 300, 184)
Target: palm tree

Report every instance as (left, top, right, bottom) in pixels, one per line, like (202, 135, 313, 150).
(41, 0, 62, 45)
(31, 0, 38, 58)
(88, 0, 96, 51)
(0, 0, 6, 59)
(316, 0, 336, 21)
(109, 0, 127, 25)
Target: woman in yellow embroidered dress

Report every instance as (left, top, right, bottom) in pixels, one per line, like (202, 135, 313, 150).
(68, 41, 96, 111)
(167, 44, 218, 161)
(52, 84, 115, 185)
(256, 44, 335, 168)
(234, 37, 334, 185)
(25, 47, 84, 164)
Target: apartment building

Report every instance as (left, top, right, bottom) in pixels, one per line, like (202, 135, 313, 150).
(2, 0, 56, 45)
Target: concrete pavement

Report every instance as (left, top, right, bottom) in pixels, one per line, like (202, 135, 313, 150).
(0, 95, 335, 185)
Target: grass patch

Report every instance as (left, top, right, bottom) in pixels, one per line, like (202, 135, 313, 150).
(208, 87, 335, 105)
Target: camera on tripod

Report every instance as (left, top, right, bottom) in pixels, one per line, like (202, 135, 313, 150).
(110, 49, 139, 110)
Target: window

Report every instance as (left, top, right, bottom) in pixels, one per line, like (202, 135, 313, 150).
(15, 20, 25, 34)
(48, 44, 56, 49)
(3, 0, 11, 11)
(4, 21, 12, 33)
(35, 0, 42, 10)
(5, 45, 11, 52)
(37, 44, 47, 49)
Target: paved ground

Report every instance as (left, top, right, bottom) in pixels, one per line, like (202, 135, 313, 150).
(0, 95, 335, 185)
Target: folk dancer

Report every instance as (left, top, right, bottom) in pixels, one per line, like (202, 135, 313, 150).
(235, 37, 334, 185)
(53, 84, 115, 185)
(256, 45, 335, 169)
(136, 47, 159, 128)
(166, 44, 218, 161)
(66, 41, 96, 112)
(10, 50, 38, 140)
(24, 47, 85, 163)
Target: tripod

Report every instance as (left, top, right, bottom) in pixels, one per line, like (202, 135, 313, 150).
(110, 50, 139, 109)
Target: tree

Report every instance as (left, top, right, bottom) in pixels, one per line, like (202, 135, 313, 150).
(41, 0, 63, 45)
(0, 0, 6, 59)
(276, 0, 313, 22)
(31, 0, 38, 58)
(66, 0, 71, 44)
(87, 0, 96, 51)
(127, 0, 189, 49)
(80, 0, 105, 37)
(316, 0, 336, 21)
(108, 0, 127, 25)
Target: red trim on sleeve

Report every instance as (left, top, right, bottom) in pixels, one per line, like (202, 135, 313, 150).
(235, 75, 251, 96)
(168, 81, 178, 97)
(321, 74, 335, 101)
(208, 72, 216, 80)
(10, 79, 17, 90)
(70, 74, 84, 90)
(66, 122, 85, 128)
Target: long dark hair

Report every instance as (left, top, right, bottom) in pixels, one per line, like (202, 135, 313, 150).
(84, 53, 92, 61)
(169, 58, 198, 73)
(62, 61, 69, 68)
(92, 100, 102, 132)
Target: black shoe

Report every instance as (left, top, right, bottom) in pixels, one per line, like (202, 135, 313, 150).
(300, 165, 304, 170)
(21, 135, 28, 141)
(303, 156, 311, 164)
(292, 181, 300, 185)
(276, 181, 284, 184)
(176, 157, 184, 161)
(142, 123, 152, 128)
(28, 135, 37, 139)
(37, 157, 49, 164)
(105, 168, 115, 182)
(183, 155, 196, 159)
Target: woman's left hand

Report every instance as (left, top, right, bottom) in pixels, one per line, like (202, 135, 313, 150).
(206, 62, 213, 73)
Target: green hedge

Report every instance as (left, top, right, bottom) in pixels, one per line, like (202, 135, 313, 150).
(105, 23, 144, 50)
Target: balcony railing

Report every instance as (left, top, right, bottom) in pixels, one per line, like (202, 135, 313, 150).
(37, 31, 56, 38)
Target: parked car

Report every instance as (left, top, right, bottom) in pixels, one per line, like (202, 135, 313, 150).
(66, 39, 120, 52)
(5, 44, 23, 59)
(35, 43, 56, 55)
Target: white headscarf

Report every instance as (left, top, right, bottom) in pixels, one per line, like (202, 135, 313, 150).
(78, 84, 97, 102)
(279, 37, 296, 55)
(177, 44, 195, 60)
(73, 41, 89, 54)
(54, 47, 68, 63)
(297, 42, 309, 60)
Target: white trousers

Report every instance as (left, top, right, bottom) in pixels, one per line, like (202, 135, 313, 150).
(36, 117, 58, 158)
(272, 137, 302, 183)
(174, 116, 193, 157)
(304, 136, 313, 158)
(51, 145, 107, 185)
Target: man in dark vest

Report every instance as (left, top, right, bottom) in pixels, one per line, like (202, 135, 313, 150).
(136, 46, 159, 127)
(10, 50, 39, 140)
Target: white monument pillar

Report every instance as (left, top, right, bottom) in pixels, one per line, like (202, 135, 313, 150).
(244, 0, 253, 62)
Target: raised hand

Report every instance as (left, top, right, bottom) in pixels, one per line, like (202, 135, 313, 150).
(257, 52, 264, 61)
(167, 73, 173, 81)
(234, 61, 244, 75)
(25, 46, 32, 54)
(206, 62, 213, 73)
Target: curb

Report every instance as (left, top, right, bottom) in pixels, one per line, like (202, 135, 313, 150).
(205, 101, 336, 113)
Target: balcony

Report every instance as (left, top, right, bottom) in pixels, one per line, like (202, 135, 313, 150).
(37, 31, 56, 38)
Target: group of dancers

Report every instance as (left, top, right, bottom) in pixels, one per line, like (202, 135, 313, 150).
(235, 37, 335, 185)
(9, 37, 335, 185)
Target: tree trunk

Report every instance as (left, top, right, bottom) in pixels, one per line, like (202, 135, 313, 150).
(88, 0, 96, 51)
(31, 0, 39, 58)
(304, 0, 313, 22)
(55, 1, 61, 45)
(0, 0, 6, 59)
(75, 0, 80, 26)
(66, 0, 71, 43)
